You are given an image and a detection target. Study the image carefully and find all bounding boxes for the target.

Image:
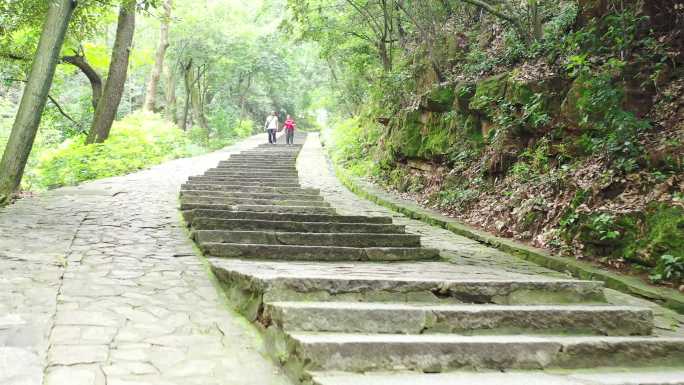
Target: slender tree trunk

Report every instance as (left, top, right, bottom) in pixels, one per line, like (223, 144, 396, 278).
(190, 65, 208, 129)
(62, 54, 103, 109)
(181, 60, 193, 130)
(0, 0, 76, 204)
(143, 0, 172, 112)
(164, 64, 177, 124)
(86, 0, 136, 144)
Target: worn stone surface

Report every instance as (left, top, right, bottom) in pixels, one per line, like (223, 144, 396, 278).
(0, 134, 291, 385)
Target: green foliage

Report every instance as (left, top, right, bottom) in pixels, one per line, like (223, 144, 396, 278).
(326, 117, 384, 178)
(33, 113, 203, 188)
(650, 255, 684, 285)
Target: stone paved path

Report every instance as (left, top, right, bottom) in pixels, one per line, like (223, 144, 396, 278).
(0, 134, 291, 385)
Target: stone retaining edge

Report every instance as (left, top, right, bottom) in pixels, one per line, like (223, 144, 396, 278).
(331, 163, 684, 314)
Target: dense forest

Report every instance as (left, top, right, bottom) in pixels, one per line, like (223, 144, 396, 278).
(1, 0, 683, 286)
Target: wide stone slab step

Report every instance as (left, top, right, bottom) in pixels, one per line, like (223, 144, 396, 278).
(191, 218, 406, 234)
(181, 183, 319, 195)
(186, 210, 392, 224)
(181, 203, 336, 215)
(180, 190, 324, 201)
(280, 332, 684, 372)
(218, 162, 297, 169)
(264, 301, 653, 336)
(310, 370, 684, 385)
(194, 231, 421, 248)
(209, 260, 606, 306)
(180, 196, 331, 207)
(202, 243, 439, 262)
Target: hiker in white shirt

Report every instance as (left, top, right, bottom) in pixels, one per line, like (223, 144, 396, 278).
(264, 111, 279, 144)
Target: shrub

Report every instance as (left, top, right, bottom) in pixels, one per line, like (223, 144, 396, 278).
(33, 113, 203, 189)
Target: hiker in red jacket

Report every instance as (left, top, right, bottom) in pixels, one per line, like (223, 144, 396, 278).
(283, 115, 296, 145)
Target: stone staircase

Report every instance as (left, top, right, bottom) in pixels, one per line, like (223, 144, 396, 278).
(180, 133, 684, 385)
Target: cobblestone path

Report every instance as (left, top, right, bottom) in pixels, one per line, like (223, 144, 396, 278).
(0, 134, 291, 385)
(184, 133, 684, 385)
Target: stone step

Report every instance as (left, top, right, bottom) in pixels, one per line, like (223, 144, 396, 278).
(185, 210, 391, 224)
(181, 183, 318, 195)
(188, 176, 299, 187)
(264, 302, 653, 336)
(278, 333, 684, 373)
(200, 174, 300, 182)
(191, 218, 406, 234)
(215, 160, 296, 171)
(186, 177, 301, 187)
(204, 170, 299, 177)
(194, 231, 421, 248)
(310, 370, 684, 385)
(202, 243, 440, 262)
(208, 260, 606, 308)
(180, 196, 331, 207)
(181, 203, 336, 215)
(180, 190, 324, 201)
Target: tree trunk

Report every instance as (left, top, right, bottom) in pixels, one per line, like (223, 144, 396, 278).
(143, 0, 172, 112)
(0, 0, 76, 204)
(62, 54, 102, 109)
(181, 60, 193, 130)
(190, 65, 208, 129)
(164, 63, 177, 124)
(86, 0, 136, 144)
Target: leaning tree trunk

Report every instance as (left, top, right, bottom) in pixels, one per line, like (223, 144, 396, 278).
(0, 0, 76, 204)
(87, 0, 136, 144)
(62, 54, 103, 110)
(143, 0, 172, 112)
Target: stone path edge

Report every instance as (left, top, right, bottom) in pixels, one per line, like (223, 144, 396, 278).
(328, 159, 684, 314)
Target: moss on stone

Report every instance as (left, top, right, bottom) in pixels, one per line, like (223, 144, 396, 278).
(469, 73, 509, 113)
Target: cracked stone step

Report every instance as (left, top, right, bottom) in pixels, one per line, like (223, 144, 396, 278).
(180, 203, 337, 215)
(278, 333, 684, 373)
(264, 301, 654, 336)
(180, 190, 325, 201)
(190, 218, 406, 233)
(309, 370, 684, 385)
(201, 243, 439, 261)
(194, 231, 422, 248)
(208, 260, 606, 307)
(184, 210, 392, 224)
(179, 195, 331, 207)
(181, 183, 319, 195)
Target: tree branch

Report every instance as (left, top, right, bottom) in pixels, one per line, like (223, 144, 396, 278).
(62, 54, 103, 109)
(4, 78, 81, 128)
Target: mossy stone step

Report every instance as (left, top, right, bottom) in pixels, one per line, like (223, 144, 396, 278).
(181, 183, 318, 195)
(202, 243, 439, 262)
(180, 196, 331, 207)
(180, 190, 324, 201)
(194, 230, 421, 247)
(190, 218, 406, 234)
(181, 203, 336, 215)
(279, 333, 684, 373)
(264, 301, 653, 336)
(208, 260, 607, 308)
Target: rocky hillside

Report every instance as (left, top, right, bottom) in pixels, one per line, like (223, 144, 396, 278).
(329, 0, 684, 288)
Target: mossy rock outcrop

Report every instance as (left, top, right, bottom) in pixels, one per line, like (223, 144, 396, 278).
(423, 85, 456, 113)
(505, 73, 568, 115)
(469, 73, 509, 114)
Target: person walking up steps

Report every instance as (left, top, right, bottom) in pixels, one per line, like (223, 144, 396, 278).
(265, 111, 279, 144)
(283, 114, 296, 145)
